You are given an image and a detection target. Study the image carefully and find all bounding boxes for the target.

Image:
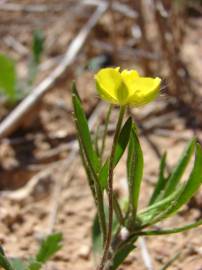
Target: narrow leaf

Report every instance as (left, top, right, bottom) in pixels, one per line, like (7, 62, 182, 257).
(162, 139, 196, 198)
(159, 253, 180, 270)
(139, 219, 202, 236)
(127, 125, 144, 219)
(27, 261, 42, 270)
(99, 117, 132, 190)
(149, 153, 167, 205)
(32, 30, 44, 64)
(92, 214, 103, 264)
(0, 53, 17, 102)
(79, 138, 96, 200)
(0, 253, 14, 270)
(0, 246, 5, 255)
(138, 184, 185, 226)
(36, 233, 62, 263)
(9, 258, 27, 270)
(110, 244, 135, 270)
(165, 143, 202, 215)
(72, 85, 100, 172)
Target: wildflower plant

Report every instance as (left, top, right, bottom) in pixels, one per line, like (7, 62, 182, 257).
(72, 67, 202, 270)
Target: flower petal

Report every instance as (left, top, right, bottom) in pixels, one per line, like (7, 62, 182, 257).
(95, 68, 122, 103)
(121, 69, 140, 97)
(127, 77, 161, 106)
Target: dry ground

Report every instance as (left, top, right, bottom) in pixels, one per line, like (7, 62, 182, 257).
(0, 1, 202, 270)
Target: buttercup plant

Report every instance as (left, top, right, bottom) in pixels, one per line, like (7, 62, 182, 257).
(72, 67, 202, 270)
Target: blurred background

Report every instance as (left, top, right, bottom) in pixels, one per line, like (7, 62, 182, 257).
(0, 1, 202, 269)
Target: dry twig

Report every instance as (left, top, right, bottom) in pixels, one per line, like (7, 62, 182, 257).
(81, 0, 137, 19)
(0, 3, 108, 139)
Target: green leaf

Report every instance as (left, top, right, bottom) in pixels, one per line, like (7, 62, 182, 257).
(0, 53, 17, 102)
(92, 207, 119, 266)
(127, 125, 144, 219)
(99, 117, 132, 190)
(36, 233, 62, 264)
(141, 143, 202, 226)
(92, 214, 103, 264)
(159, 252, 180, 270)
(79, 138, 96, 200)
(149, 153, 167, 205)
(9, 258, 27, 270)
(139, 218, 202, 236)
(0, 245, 5, 255)
(138, 184, 185, 226)
(32, 30, 44, 64)
(27, 261, 42, 270)
(110, 244, 135, 270)
(162, 139, 196, 198)
(72, 85, 100, 172)
(0, 253, 14, 270)
(72, 84, 107, 239)
(165, 143, 202, 215)
(28, 30, 44, 85)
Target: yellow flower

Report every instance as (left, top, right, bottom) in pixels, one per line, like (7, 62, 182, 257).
(95, 67, 161, 106)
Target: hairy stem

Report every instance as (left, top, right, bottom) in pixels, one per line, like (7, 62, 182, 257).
(100, 104, 112, 161)
(98, 106, 126, 270)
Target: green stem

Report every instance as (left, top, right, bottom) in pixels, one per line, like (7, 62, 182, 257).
(94, 171, 107, 243)
(76, 128, 107, 242)
(98, 106, 126, 270)
(113, 194, 124, 226)
(100, 104, 112, 162)
(79, 138, 96, 200)
(95, 124, 101, 157)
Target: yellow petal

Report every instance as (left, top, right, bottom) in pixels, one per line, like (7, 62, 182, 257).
(95, 68, 122, 104)
(121, 69, 140, 97)
(127, 77, 161, 106)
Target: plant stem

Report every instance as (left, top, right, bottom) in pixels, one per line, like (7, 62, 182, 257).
(76, 128, 107, 242)
(98, 106, 126, 270)
(100, 104, 112, 162)
(113, 194, 124, 226)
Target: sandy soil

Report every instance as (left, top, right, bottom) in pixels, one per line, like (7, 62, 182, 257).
(0, 1, 202, 270)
